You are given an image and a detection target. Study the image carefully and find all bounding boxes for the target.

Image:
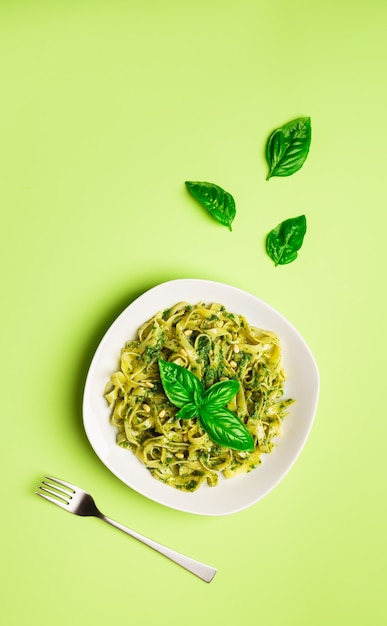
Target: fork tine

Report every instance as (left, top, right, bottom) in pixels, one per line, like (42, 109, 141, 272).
(35, 489, 69, 510)
(35, 475, 76, 509)
(44, 475, 77, 493)
(39, 484, 70, 501)
(41, 479, 73, 498)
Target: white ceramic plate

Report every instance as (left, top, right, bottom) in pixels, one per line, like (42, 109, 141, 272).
(83, 279, 319, 516)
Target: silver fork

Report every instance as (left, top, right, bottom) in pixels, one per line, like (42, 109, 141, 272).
(35, 476, 216, 583)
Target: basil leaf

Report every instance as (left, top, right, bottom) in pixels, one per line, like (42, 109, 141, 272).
(176, 403, 198, 420)
(266, 215, 307, 266)
(198, 406, 254, 452)
(158, 359, 204, 408)
(158, 360, 254, 451)
(201, 379, 239, 408)
(185, 181, 236, 231)
(266, 117, 311, 180)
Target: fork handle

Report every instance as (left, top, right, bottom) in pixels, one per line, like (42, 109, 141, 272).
(100, 515, 216, 583)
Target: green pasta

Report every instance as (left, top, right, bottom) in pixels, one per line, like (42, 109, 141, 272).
(104, 302, 293, 492)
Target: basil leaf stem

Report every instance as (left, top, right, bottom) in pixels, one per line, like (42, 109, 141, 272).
(266, 117, 311, 180)
(266, 215, 307, 266)
(185, 180, 236, 231)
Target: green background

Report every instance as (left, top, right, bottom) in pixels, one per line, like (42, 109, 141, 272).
(1, 0, 386, 624)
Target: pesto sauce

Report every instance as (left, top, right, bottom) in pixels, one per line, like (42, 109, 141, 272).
(144, 332, 165, 364)
(184, 480, 198, 492)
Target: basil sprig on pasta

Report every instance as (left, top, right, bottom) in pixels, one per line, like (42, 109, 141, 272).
(158, 359, 254, 452)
